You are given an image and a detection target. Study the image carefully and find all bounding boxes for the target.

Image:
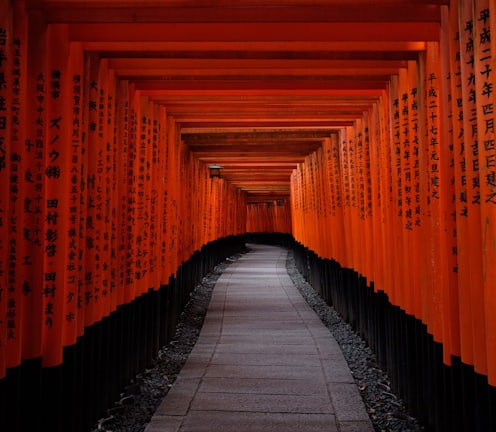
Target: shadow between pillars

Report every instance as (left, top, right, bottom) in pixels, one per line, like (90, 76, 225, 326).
(0, 235, 246, 432)
(288, 238, 496, 432)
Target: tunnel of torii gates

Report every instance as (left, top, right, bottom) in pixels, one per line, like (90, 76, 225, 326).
(1, 0, 496, 431)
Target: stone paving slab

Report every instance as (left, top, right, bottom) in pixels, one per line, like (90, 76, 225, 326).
(202, 364, 324, 381)
(190, 392, 333, 414)
(212, 341, 321, 355)
(147, 412, 340, 432)
(198, 376, 328, 395)
(144, 244, 373, 432)
(209, 352, 323, 366)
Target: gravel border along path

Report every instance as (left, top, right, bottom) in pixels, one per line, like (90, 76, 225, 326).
(92, 247, 424, 432)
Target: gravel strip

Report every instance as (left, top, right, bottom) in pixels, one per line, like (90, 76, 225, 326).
(91, 254, 239, 432)
(92, 247, 424, 432)
(285, 251, 424, 432)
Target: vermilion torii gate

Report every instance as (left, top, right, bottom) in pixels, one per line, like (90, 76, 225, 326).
(0, 1, 495, 431)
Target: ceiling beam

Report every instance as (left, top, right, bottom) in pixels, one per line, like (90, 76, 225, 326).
(39, 4, 442, 24)
(25, 0, 444, 199)
(66, 22, 439, 43)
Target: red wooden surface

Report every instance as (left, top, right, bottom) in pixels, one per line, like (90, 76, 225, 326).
(0, 0, 495, 388)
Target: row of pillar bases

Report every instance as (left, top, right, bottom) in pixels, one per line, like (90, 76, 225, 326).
(0, 235, 246, 432)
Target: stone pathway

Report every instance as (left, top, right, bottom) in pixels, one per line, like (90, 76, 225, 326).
(145, 244, 373, 432)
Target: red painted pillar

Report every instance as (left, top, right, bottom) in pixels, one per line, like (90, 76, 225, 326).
(18, 7, 45, 367)
(115, 79, 129, 308)
(63, 41, 84, 348)
(0, 0, 13, 378)
(474, 0, 496, 382)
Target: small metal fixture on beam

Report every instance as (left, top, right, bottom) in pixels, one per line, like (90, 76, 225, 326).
(208, 165, 223, 178)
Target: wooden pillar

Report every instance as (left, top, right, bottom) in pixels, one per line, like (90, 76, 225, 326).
(0, 0, 12, 381)
(19, 6, 45, 368)
(474, 0, 496, 383)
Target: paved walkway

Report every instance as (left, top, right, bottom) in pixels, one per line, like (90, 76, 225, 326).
(145, 244, 373, 432)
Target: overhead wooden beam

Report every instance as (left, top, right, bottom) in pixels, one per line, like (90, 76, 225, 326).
(29, 0, 448, 7)
(82, 41, 427, 53)
(24, 0, 444, 199)
(38, 4, 441, 24)
(66, 22, 439, 43)
(134, 80, 389, 91)
(182, 131, 338, 140)
(107, 58, 409, 68)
